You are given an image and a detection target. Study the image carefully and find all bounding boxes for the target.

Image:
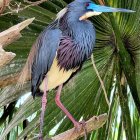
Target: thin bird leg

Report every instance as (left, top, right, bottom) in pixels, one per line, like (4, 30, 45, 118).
(39, 77, 48, 140)
(55, 84, 87, 136)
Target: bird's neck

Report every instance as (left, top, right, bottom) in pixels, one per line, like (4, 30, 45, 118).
(57, 14, 96, 69)
(63, 16, 95, 54)
(59, 13, 95, 46)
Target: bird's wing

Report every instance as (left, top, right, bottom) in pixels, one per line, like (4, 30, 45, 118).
(18, 8, 68, 96)
(31, 28, 62, 97)
(18, 28, 62, 97)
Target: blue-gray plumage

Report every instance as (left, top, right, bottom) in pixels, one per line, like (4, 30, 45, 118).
(21, 0, 134, 139)
(31, 2, 96, 98)
(31, 28, 62, 97)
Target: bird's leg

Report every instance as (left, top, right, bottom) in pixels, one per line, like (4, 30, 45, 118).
(39, 77, 48, 140)
(55, 84, 87, 137)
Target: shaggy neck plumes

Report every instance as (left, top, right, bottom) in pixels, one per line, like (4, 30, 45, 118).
(56, 12, 96, 70)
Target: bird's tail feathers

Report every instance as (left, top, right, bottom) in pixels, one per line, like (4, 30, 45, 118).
(16, 60, 31, 90)
(16, 42, 38, 90)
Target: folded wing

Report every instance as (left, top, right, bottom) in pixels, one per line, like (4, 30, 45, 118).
(31, 28, 62, 97)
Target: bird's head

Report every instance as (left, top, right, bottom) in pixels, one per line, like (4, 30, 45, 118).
(67, 0, 135, 21)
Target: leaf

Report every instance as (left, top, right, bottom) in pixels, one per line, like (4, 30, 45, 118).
(0, 0, 140, 140)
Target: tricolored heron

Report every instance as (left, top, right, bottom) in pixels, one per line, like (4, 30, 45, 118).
(21, 0, 134, 139)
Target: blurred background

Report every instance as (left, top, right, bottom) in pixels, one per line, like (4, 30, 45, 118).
(0, 0, 140, 140)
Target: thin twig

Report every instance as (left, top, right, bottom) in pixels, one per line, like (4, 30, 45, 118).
(98, 0, 105, 5)
(91, 54, 110, 107)
(0, 0, 10, 14)
(0, 0, 6, 14)
(24, 0, 46, 4)
(1, 0, 47, 16)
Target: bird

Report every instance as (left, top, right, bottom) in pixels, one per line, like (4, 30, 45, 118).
(19, 0, 134, 139)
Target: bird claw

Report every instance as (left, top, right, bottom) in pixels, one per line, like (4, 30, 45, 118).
(74, 120, 86, 131)
(74, 120, 87, 140)
(38, 133, 43, 140)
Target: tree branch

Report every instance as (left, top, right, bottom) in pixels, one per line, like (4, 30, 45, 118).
(0, 46, 16, 68)
(0, 73, 20, 88)
(0, 18, 34, 67)
(0, 18, 34, 47)
(49, 114, 108, 140)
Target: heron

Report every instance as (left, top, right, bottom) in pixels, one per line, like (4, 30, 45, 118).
(20, 0, 134, 139)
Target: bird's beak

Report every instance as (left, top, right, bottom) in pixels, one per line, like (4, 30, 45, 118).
(79, 3, 135, 20)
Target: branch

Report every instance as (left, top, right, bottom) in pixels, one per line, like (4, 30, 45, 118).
(50, 114, 108, 140)
(0, 18, 34, 67)
(0, 0, 10, 14)
(17, 0, 47, 12)
(0, 71, 30, 88)
(0, 73, 20, 88)
(0, 18, 35, 47)
(98, 0, 105, 5)
(24, 0, 47, 5)
(0, 46, 16, 68)
(1, 0, 47, 16)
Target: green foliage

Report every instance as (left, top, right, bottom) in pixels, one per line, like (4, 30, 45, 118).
(0, 0, 140, 140)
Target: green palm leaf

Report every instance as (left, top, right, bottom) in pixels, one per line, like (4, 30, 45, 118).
(0, 0, 140, 140)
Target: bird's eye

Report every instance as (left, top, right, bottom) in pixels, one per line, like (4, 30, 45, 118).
(85, 2, 90, 7)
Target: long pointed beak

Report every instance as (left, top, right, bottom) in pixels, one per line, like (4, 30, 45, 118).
(79, 3, 135, 20)
(87, 3, 135, 13)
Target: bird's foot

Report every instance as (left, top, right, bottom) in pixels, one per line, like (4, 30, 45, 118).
(74, 120, 87, 140)
(38, 133, 43, 140)
(74, 120, 86, 132)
